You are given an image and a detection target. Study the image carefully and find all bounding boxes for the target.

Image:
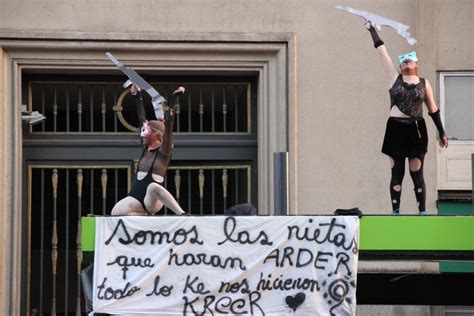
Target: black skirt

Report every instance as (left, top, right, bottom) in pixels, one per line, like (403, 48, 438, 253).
(381, 117, 428, 158)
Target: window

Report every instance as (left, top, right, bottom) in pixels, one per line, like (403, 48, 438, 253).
(440, 73, 474, 141)
(24, 73, 258, 314)
(24, 74, 258, 213)
(438, 72, 474, 191)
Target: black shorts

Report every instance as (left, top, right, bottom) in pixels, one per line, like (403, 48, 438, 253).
(381, 117, 428, 158)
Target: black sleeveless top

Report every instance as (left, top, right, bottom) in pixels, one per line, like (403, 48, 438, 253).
(389, 75, 426, 118)
(127, 148, 161, 214)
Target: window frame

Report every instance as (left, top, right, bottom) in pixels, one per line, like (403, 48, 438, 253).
(0, 32, 297, 315)
(439, 71, 474, 145)
(437, 71, 474, 191)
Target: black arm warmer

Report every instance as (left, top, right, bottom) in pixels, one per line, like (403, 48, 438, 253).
(168, 93, 177, 110)
(161, 90, 183, 154)
(428, 109, 446, 138)
(135, 91, 146, 125)
(367, 25, 384, 48)
(161, 98, 176, 155)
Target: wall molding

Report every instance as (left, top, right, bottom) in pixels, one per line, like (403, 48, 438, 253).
(0, 33, 297, 313)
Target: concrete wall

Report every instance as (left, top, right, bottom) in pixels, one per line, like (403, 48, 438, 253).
(0, 0, 425, 214)
(435, 0, 474, 70)
(3, 0, 470, 214)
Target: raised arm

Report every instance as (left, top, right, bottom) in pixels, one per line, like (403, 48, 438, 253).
(160, 87, 185, 155)
(131, 84, 147, 126)
(365, 22, 399, 87)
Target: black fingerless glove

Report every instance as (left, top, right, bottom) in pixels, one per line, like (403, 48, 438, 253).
(367, 25, 384, 48)
(428, 109, 446, 139)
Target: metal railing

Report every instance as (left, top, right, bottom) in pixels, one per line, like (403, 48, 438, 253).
(28, 163, 251, 314)
(28, 82, 251, 134)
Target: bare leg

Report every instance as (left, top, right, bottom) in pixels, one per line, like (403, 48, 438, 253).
(144, 183, 186, 215)
(111, 196, 148, 216)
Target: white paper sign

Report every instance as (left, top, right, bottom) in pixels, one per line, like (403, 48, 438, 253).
(93, 216, 359, 315)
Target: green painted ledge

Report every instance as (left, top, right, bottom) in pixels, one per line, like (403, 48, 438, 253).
(359, 216, 473, 251)
(82, 216, 96, 252)
(82, 215, 474, 254)
(438, 201, 474, 272)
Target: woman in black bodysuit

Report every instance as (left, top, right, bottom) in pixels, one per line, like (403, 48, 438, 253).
(365, 21, 448, 215)
(111, 84, 186, 216)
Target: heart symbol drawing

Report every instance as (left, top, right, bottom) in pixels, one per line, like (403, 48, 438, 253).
(285, 292, 306, 311)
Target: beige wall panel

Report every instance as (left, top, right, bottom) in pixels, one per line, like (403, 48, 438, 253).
(0, 0, 435, 215)
(436, 0, 474, 70)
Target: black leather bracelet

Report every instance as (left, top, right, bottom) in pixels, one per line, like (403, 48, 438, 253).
(374, 39, 384, 48)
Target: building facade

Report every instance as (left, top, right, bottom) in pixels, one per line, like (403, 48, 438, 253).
(1, 0, 472, 314)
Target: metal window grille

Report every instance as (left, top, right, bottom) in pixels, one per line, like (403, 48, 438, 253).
(28, 164, 250, 314)
(28, 81, 251, 134)
(24, 74, 258, 315)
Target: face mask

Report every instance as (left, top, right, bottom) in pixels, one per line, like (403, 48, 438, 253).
(140, 121, 152, 138)
(398, 51, 418, 65)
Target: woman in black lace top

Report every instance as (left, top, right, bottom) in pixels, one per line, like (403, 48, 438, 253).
(365, 21, 448, 215)
(111, 84, 187, 216)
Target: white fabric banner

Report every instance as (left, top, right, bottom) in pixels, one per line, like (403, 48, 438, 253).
(93, 216, 359, 315)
